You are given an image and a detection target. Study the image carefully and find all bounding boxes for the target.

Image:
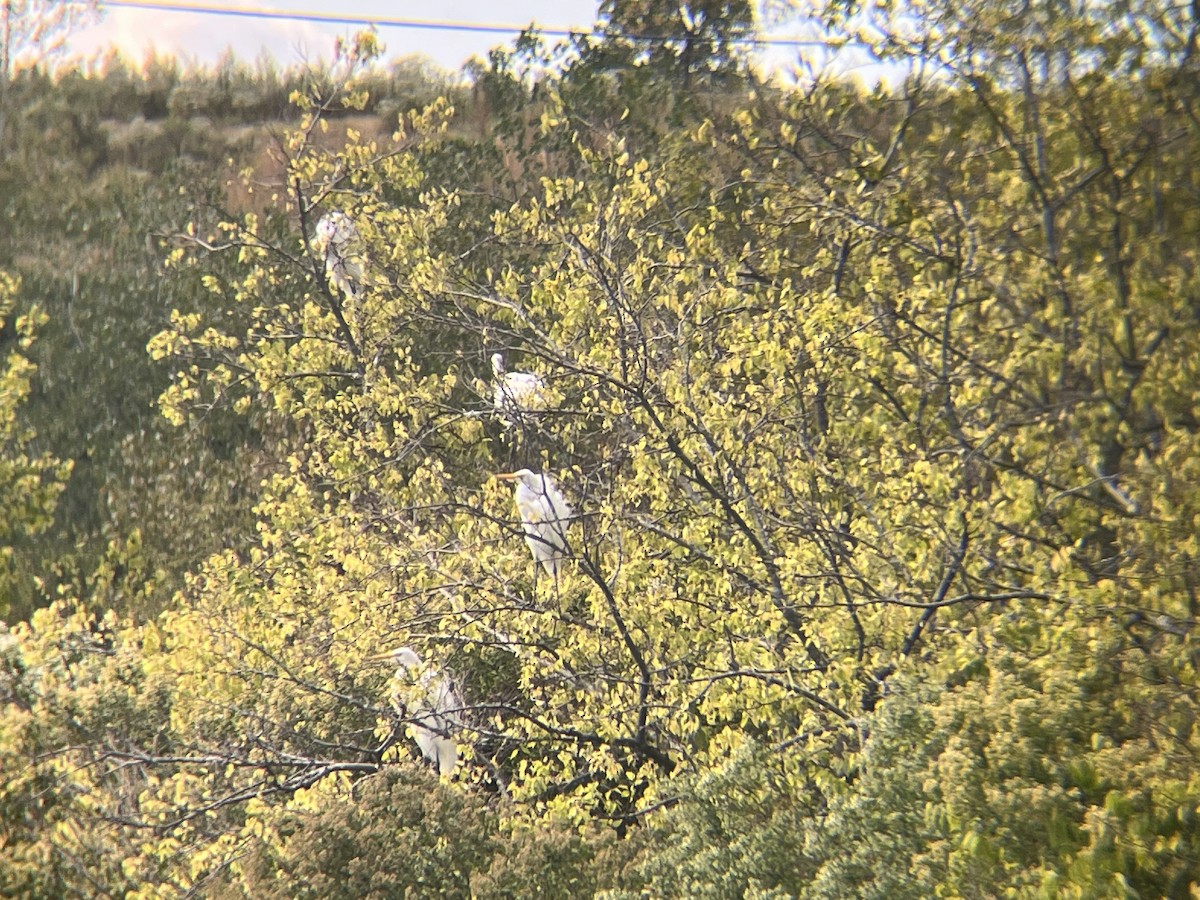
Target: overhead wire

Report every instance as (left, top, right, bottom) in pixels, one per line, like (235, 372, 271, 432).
(100, 0, 870, 49)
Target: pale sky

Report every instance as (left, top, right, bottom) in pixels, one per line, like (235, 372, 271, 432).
(59, 1, 893, 84)
(64, 1, 615, 74)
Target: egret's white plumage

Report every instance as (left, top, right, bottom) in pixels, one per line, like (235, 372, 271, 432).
(496, 469, 573, 576)
(312, 211, 365, 298)
(491, 353, 550, 415)
(371, 647, 461, 777)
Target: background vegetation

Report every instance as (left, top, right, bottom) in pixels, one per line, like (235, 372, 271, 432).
(2, 0, 1199, 895)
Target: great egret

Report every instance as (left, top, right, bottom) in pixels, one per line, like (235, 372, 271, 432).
(496, 469, 573, 577)
(369, 646, 461, 777)
(491, 352, 550, 416)
(313, 210, 365, 298)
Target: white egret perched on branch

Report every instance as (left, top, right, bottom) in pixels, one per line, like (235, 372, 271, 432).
(312, 210, 365, 298)
(496, 469, 573, 577)
(369, 647, 462, 777)
(491, 352, 551, 417)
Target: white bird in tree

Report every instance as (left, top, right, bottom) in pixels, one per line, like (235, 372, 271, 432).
(369, 646, 462, 777)
(312, 210, 365, 298)
(491, 352, 551, 417)
(496, 469, 573, 577)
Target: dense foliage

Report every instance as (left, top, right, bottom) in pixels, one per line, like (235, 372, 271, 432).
(3, 0, 1199, 895)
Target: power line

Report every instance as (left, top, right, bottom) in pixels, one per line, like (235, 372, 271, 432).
(104, 0, 575, 36)
(100, 0, 864, 49)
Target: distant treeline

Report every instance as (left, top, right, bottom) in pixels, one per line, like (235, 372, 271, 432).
(3, 51, 469, 170)
(18, 49, 465, 120)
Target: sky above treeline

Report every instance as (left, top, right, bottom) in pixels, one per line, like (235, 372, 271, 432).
(67, 1, 599, 73)
(58, 0, 889, 82)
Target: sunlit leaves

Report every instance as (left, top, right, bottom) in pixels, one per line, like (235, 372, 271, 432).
(0, 275, 71, 618)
